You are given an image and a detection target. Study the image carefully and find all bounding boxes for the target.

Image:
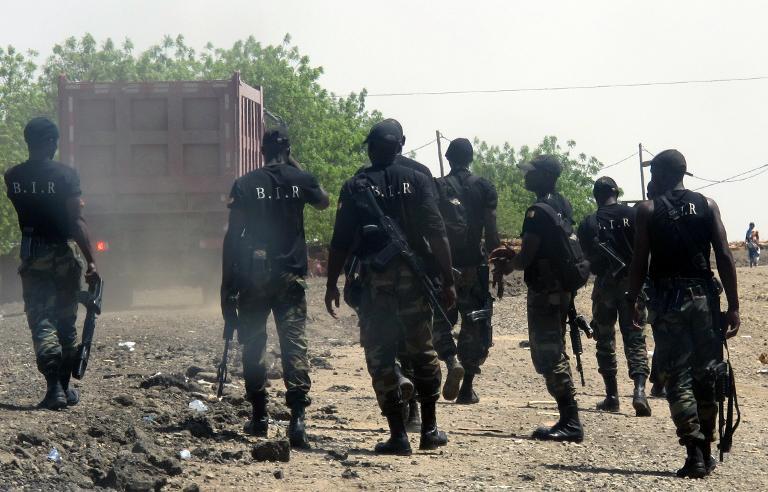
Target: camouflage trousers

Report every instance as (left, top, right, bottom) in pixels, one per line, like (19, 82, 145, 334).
(526, 288, 576, 400)
(359, 259, 441, 415)
(648, 279, 721, 445)
(432, 266, 491, 374)
(19, 241, 82, 375)
(591, 276, 650, 379)
(238, 273, 311, 408)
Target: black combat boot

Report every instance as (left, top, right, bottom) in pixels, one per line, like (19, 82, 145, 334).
(244, 394, 269, 437)
(650, 382, 666, 398)
(596, 373, 620, 412)
(419, 400, 448, 450)
(455, 373, 479, 404)
(676, 443, 707, 479)
(39, 371, 67, 411)
(632, 375, 652, 417)
(288, 404, 309, 449)
(394, 364, 414, 402)
(405, 398, 421, 432)
(700, 440, 716, 475)
(532, 396, 584, 443)
(441, 355, 465, 401)
(374, 412, 412, 456)
(60, 356, 80, 406)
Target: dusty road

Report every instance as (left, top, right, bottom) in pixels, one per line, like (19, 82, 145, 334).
(0, 267, 766, 491)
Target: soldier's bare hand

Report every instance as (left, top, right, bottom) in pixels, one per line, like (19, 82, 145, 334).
(325, 285, 340, 319)
(442, 284, 457, 311)
(85, 262, 100, 285)
(724, 309, 741, 339)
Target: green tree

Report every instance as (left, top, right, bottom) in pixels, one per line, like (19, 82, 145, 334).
(471, 136, 601, 238)
(0, 46, 51, 253)
(1, 33, 603, 256)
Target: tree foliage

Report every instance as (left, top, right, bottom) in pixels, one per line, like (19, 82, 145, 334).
(1, 33, 602, 255)
(472, 136, 601, 238)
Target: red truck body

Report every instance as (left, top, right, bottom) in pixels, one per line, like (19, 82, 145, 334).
(56, 73, 264, 306)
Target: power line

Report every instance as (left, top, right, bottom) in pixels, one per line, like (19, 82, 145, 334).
(693, 163, 768, 191)
(404, 138, 436, 154)
(362, 75, 768, 98)
(601, 151, 638, 170)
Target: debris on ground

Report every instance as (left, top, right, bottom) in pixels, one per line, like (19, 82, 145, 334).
(252, 440, 290, 463)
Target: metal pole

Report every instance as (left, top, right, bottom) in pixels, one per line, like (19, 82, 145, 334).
(436, 130, 445, 177)
(639, 143, 646, 200)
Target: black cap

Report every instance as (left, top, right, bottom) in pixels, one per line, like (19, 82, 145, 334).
(593, 176, 618, 195)
(262, 128, 290, 149)
(364, 119, 404, 145)
(24, 117, 59, 146)
(517, 154, 562, 177)
(445, 138, 473, 163)
(650, 149, 686, 175)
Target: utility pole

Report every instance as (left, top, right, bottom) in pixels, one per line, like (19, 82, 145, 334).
(436, 130, 445, 177)
(639, 143, 646, 200)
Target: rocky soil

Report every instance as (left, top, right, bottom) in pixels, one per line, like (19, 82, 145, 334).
(0, 265, 767, 491)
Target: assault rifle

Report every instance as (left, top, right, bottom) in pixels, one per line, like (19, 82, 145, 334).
(566, 298, 593, 386)
(467, 264, 494, 350)
(357, 183, 453, 327)
(596, 241, 627, 279)
(218, 293, 239, 398)
(716, 311, 740, 462)
(72, 277, 104, 380)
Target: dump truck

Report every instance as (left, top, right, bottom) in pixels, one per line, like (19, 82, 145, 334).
(53, 72, 265, 307)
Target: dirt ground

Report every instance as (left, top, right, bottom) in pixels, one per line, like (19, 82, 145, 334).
(0, 264, 767, 491)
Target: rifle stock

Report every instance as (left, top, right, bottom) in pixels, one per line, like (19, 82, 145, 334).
(596, 241, 627, 279)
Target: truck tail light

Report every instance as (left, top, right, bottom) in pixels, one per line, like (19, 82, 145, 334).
(96, 241, 109, 252)
(199, 238, 224, 250)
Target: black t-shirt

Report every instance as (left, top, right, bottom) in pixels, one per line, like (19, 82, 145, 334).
(4, 159, 82, 241)
(357, 154, 436, 195)
(521, 192, 574, 287)
(331, 162, 445, 258)
(577, 203, 635, 277)
(440, 168, 499, 267)
(228, 162, 325, 276)
(648, 189, 713, 280)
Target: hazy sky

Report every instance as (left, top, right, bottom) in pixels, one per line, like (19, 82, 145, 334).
(2, 0, 765, 239)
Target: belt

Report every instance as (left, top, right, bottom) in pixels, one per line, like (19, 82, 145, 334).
(652, 277, 713, 296)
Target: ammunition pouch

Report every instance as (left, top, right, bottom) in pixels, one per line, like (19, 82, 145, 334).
(370, 242, 401, 272)
(234, 236, 272, 291)
(343, 257, 365, 310)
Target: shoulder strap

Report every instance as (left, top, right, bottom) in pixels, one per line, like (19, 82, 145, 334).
(442, 174, 464, 198)
(532, 201, 570, 233)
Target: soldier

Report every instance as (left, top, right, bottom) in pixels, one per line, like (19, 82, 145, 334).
(4, 117, 99, 410)
(354, 135, 437, 428)
(325, 119, 456, 455)
(221, 128, 330, 448)
(490, 155, 584, 442)
(627, 149, 739, 478)
(432, 138, 500, 403)
(576, 177, 651, 416)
